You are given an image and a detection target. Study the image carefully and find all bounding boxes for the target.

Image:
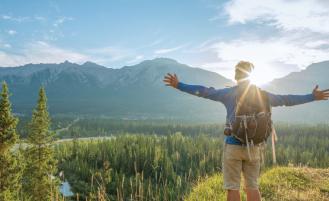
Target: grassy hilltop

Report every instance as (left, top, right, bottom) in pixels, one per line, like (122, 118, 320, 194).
(185, 167, 329, 201)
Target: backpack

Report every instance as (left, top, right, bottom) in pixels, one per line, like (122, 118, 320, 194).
(231, 84, 272, 145)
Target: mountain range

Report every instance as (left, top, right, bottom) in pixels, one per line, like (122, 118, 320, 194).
(0, 58, 328, 122)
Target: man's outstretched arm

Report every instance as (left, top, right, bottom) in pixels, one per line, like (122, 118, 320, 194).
(163, 73, 229, 103)
(267, 85, 329, 107)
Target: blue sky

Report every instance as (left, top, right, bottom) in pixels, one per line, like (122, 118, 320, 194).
(1, 0, 329, 83)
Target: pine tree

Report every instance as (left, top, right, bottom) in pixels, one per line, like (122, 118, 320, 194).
(0, 81, 22, 201)
(23, 87, 58, 201)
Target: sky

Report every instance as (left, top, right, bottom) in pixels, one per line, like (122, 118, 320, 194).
(1, 0, 329, 83)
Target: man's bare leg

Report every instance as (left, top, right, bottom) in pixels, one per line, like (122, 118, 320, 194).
(245, 189, 261, 201)
(227, 190, 240, 201)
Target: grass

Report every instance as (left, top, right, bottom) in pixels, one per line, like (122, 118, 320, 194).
(185, 167, 329, 201)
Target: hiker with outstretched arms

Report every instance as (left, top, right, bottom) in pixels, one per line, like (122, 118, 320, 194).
(163, 61, 329, 201)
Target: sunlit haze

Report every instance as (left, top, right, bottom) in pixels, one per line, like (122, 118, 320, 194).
(248, 64, 278, 86)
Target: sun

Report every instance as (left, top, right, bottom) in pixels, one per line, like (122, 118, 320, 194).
(248, 68, 274, 86)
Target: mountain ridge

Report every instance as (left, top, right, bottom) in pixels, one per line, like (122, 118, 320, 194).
(0, 58, 328, 122)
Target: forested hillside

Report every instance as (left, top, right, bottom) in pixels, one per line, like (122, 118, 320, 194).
(53, 122, 329, 200)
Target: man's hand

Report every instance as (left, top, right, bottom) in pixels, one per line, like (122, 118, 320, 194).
(163, 73, 179, 88)
(312, 85, 329, 100)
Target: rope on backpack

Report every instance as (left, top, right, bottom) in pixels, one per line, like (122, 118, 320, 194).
(241, 115, 252, 161)
(271, 125, 278, 164)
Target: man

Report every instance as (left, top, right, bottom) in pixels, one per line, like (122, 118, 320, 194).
(163, 61, 329, 201)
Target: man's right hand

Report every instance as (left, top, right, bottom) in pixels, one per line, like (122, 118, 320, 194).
(163, 73, 179, 88)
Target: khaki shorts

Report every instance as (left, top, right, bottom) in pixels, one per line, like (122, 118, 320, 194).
(222, 143, 261, 190)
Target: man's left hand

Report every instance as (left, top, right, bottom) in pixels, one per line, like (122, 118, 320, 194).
(313, 85, 329, 100)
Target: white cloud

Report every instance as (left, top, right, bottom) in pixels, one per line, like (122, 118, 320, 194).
(7, 30, 17, 35)
(0, 41, 89, 67)
(26, 41, 88, 63)
(1, 14, 29, 22)
(0, 40, 12, 49)
(2, 15, 11, 20)
(198, 35, 329, 80)
(1, 14, 47, 23)
(126, 55, 144, 64)
(224, 0, 329, 33)
(154, 44, 186, 54)
(0, 41, 146, 68)
(3, 44, 11, 48)
(196, 0, 329, 81)
(304, 40, 329, 48)
(195, 38, 221, 53)
(53, 16, 74, 27)
(148, 39, 163, 47)
(34, 16, 47, 21)
(208, 15, 221, 22)
(87, 46, 133, 63)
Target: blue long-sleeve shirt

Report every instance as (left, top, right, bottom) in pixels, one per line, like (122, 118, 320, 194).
(177, 82, 315, 145)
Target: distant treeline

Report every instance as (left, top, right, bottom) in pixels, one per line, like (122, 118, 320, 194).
(17, 116, 75, 138)
(49, 117, 329, 169)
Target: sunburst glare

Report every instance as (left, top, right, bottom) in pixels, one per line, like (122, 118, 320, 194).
(248, 65, 276, 86)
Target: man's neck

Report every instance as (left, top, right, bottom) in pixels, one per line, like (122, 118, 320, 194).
(237, 79, 250, 86)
